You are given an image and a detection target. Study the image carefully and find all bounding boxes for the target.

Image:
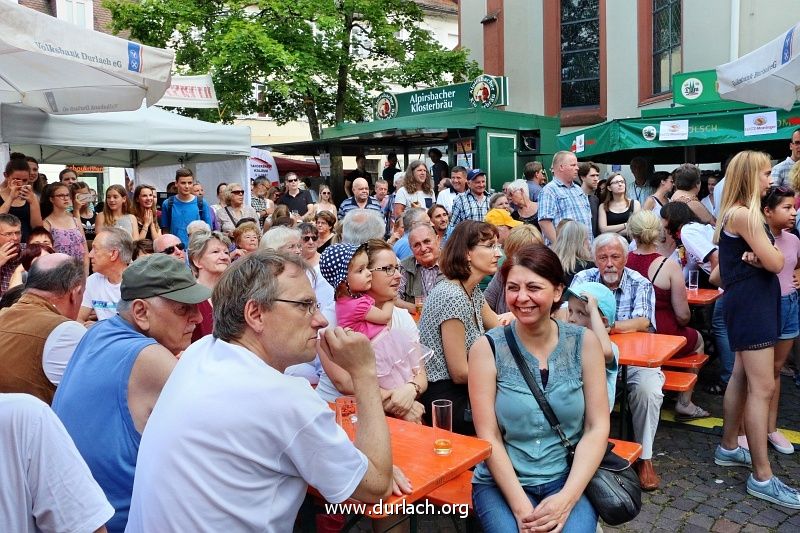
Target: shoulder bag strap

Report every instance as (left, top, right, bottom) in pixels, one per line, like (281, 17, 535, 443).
(650, 257, 668, 285)
(502, 325, 575, 453)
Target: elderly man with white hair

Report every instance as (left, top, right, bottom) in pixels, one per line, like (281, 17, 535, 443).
(570, 232, 663, 491)
(153, 233, 186, 261)
(341, 209, 386, 244)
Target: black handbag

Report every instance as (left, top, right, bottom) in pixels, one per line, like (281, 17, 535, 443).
(501, 326, 642, 526)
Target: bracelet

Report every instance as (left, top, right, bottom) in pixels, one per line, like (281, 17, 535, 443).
(407, 381, 421, 397)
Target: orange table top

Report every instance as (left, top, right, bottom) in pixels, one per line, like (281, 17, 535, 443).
(687, 287, 722, 305)
(610, 332, 687, 367)
(311, 416, 491, 517)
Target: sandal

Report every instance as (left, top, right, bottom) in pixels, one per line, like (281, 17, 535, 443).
(675, 403, 710, 421)
(704, 381, 726, 395)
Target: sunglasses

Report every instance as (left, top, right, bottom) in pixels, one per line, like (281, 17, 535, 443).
(230, 190, 244, 195)
(321, 191, 330, 195)
(302, 235, 318, 242)
(163, 242, 186, 255)
(286, 179, 298, 183)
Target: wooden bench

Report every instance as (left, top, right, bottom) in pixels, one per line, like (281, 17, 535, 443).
(662, 370, 698, 392)
(662, 353, 709, 370)
(425, 439, 643, 515)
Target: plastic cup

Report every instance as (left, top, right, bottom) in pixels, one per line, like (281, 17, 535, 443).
(414, 295, 426, 321)
(688, 270, 699, 291)
(432, 399, 453, 456)
(335, 396, 358, 441)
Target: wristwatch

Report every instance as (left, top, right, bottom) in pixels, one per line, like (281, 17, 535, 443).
(407, 381, 421, 398)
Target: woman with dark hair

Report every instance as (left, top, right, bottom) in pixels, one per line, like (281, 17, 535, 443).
(0, 157, 42, 241)
(41, 183, 89, 275)
(315, 210, 336, 253)
(670, 163, 716, 225)
(642, 171, 674, 215)
(418, 220, 506, 434)
(70, 181, 96, 240)
(599, 172, 640, 236)
(130, 185, 162, 241)
(392, 160, 436, 219)
(469, 244, 608, 532)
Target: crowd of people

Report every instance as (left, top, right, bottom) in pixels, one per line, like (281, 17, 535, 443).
(2, 137, 800, 532)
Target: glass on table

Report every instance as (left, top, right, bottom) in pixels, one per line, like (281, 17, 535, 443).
(688, 269, 699, 291)
(414, 295, 426, 321)
(432, 399, 453, 456)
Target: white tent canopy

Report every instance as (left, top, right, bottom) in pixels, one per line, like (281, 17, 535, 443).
(0, 103, 251, 168)
(0, 0, 173, 114)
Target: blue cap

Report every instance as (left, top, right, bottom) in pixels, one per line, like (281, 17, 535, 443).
(565, 282, 616, 326)
(467, 168, 486, 181)
(319, 243, 362, 290)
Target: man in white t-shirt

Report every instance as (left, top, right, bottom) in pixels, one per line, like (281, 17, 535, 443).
(77, 227, 134, 324)
(0, 393, 113, 533)
(126, 251, 394, 531)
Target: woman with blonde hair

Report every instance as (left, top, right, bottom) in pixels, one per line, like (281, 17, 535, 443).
(599, 173, 639, 235)
(712, 151, 798, 508)
(392, 160, 435, 219)
(315, 184, 337, 216)
(552, 219, 594, 286)
(95, 184, 139, 239)
(626, 210, 707, 419)
(188, 230, 232, 342)
(484, 224, 544, 313)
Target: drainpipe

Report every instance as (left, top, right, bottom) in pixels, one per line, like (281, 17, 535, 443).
(730, 0, 740, 61)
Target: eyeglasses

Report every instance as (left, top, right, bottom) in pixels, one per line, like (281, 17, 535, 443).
(274, 298, 321, 316)
(609, 180, 625, 186)
(475, 243, 502, 253)
(286, 179, 298, 183)
(302, 235, 318, 242)
(51, 193, 71, 199)
(321, 191, 330, 195)
(370, 264, 404, 276)
(792, 141, 800, 145)
(162, 242, 186, 255)
(230, 190, 245, 195)
(283, 243, 302, 251)
(0, 230, 22, 238)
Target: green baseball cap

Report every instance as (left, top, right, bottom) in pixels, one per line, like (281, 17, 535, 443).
(121, 254, 212, 304)
(565, 282, 616, 326)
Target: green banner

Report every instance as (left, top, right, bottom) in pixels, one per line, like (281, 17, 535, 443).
(673, 70, 721, 106)
(374, 75, 508, 120)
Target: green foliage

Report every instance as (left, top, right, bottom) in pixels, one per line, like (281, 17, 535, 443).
(103, 0, 481, 136)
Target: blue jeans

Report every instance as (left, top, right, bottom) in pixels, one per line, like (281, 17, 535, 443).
(712, 294, 734, 384)
(472, 477, 598, 533)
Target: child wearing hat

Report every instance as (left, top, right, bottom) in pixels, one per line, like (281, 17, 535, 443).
(319, 243, 393, 339)
(565, 282, 619, 412)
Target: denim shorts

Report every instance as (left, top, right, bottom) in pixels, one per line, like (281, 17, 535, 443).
(779, 291, 800, 340)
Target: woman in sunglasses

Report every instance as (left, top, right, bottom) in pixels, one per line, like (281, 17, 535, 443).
(188, 230, 232, 342)
(215, 185, 258, 236)
(315, 184, 337, 217)
(40, 182, 89, 275)
(297, 222, 321, 267)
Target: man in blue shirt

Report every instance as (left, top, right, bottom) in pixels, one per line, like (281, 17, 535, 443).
(160, 168, 214, 246)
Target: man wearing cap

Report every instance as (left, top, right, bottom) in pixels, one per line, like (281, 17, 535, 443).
(484, 207, 522, 245)
(447, 168, 490, 232)
(52, 254, 210, 533)
(538, 151, 593, 245)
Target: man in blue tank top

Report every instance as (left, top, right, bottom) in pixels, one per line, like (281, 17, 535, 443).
(52, 254, 210, 533)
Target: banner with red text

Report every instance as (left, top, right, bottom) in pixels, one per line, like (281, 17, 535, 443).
(156, 74, 218, 108)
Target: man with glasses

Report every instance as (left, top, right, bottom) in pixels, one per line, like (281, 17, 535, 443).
(0, 213, 23, 297)
(771, 128, 800, 187)
(125, 251, 394, 531)
(278, 172, 314, 217)
(160, 168, 214, 247)
(337, 177, 383, 220)
(250, 176, 272, 224)
(77, 227, 134, 325)
(154, 233, 187, 262)
(53, 254, 209, 533)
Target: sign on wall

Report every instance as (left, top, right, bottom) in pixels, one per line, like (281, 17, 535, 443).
(374, 75, 509, 120)
(673, 70, 721, 106)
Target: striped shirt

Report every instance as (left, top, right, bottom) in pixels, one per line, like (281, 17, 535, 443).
(337, 196, 384, 220)
(770, 156, 797, 187)
(538, 178, 593, 244)
(570, 267, 657, 329)
(448, 191, 490, 231)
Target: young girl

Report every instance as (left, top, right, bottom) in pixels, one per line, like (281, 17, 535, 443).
(599, 172, 640, 236)
(319, 243, 393, 339)
(41, 183, 89, 275)
(713, 151, 799, 508)
(130, 185, 162, 241)
(761, 186, 800, 455)
(95, 184, 139, 239)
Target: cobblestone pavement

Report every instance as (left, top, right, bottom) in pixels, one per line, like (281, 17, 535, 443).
(350, 362, 800, 532)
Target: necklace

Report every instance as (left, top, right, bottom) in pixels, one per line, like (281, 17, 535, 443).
(458, 279, 481, 328)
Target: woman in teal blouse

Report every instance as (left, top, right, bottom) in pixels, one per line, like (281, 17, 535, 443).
(469, 244, 609, 533)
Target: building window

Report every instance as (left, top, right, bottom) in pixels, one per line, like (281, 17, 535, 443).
(57, 0, 94, 29)
(560, 0, 600, 108)
(652, 0, 681, 94)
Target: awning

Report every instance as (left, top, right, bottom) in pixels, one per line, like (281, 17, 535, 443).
(557, 102, 800, 164)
